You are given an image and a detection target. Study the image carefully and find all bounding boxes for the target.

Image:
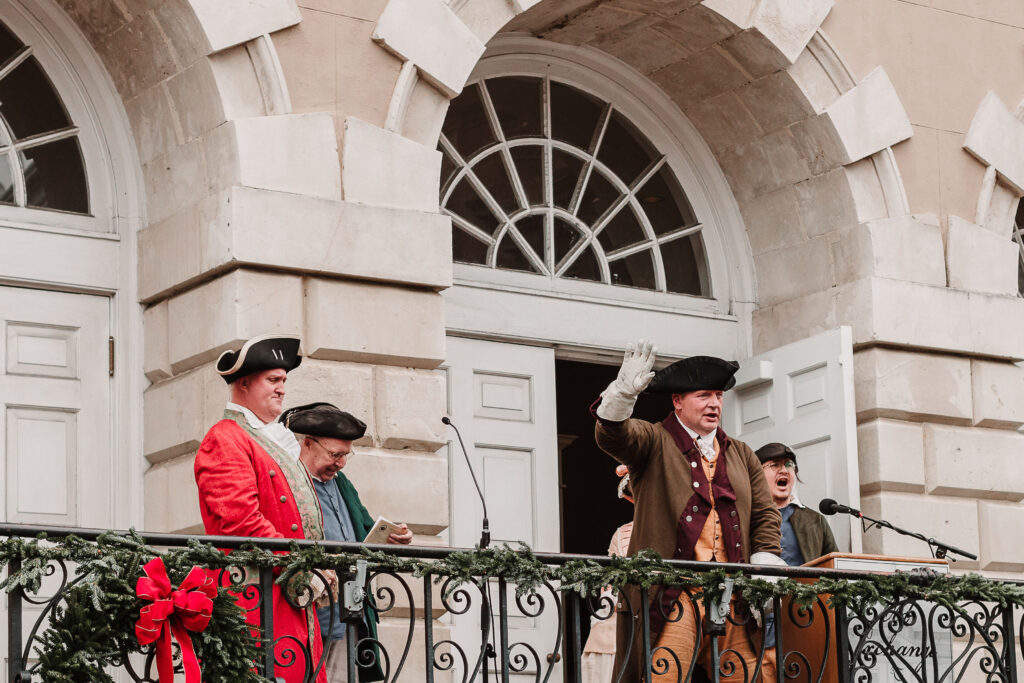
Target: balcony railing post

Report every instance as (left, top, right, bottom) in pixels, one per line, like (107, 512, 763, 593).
(6, 558, 23, 683)
(423, 571, 435, 683)
(258, 566, 276, 680)
(772, 596, 783, 683)
(1003, 602, 1018, 683)
(498, 578, 510, 683)
(566, 592, 583, 683)
(641, 587, 652, 683)
(834, 603, 850, 683)
(346, 621, 358, 682)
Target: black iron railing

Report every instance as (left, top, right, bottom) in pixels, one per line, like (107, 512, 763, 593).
(1, 522, 1021, 683)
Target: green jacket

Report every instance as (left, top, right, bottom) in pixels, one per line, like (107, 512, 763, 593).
(788, 504, 839, 563)
(334, 472, 385, 683)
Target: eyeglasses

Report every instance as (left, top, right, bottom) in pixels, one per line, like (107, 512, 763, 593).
(308, 436, 350, 460)
(764, 459, 796, 472)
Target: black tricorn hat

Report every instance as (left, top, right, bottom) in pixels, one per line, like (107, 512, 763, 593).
(755, 442, 797, 466)
(645, 356, 739, 394)
(216, 334, 303, 384)
(279, 402, 367, 441)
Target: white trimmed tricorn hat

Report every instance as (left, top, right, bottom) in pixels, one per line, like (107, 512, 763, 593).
(215, 334, 303, 384)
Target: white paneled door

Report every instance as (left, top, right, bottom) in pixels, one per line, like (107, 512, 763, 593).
(723, 326, 861, 553)
(0, 286, 112, 528)
(445, 336, 560, 682)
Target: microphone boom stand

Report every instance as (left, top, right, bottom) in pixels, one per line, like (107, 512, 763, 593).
(859, 512, 977, 561)
(443, 417, 496, 682)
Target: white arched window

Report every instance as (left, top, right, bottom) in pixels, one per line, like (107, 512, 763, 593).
(440, 38, 752, 358)
(440, 74, 708, 296)
(0, 18, 88, 215)
(438, 38, 753, 330)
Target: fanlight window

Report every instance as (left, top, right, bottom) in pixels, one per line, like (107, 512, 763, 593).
(439, 75, 709, 296)
(0, 20, 88, 214)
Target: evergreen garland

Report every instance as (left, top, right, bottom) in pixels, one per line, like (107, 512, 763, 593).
(2, 532, 1022, 682)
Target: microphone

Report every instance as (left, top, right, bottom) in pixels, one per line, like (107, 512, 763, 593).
(442, 416, 491, 548)
(819, 497, 862, 517)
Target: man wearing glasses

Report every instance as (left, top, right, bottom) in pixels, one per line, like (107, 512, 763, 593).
(281, 402, 412, 682)
(755, 442, 837, 566)
(756, 442, 838, 682)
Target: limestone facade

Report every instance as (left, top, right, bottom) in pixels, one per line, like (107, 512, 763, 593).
(3, 0, 1024, 654)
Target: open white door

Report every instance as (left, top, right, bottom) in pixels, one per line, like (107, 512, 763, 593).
(723, 327, 861, 552)
(445, 336, 561, 682)
(0, 286, 114, 674)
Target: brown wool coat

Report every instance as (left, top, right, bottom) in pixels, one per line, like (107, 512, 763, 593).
(595, 416, 782, 682)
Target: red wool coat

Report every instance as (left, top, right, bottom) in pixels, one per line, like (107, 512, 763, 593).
(195, 418, 326, 683)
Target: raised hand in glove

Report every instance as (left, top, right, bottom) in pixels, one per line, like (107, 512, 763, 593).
(596, 339, 657, 422)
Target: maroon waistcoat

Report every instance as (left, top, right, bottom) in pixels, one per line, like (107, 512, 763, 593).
(653, 415, 744, 634)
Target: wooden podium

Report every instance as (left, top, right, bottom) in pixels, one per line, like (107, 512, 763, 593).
(776, 553, 949, 683)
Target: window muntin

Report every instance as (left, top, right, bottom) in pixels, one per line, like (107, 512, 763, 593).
(0, 20, 88, 215)
(439, 75, 708, 296)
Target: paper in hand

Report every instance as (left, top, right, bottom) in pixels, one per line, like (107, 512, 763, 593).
(362, 516, 404, 544)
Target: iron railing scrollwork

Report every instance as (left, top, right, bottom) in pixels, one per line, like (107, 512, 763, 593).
(2, 522, 1022, 683)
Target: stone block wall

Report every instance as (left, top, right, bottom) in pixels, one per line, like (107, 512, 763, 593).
(52, 0, 1024, 587)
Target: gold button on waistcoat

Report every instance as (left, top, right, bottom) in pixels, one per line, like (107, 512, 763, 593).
(280, 496, 287, 503)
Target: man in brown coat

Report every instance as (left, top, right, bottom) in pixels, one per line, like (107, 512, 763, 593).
(593, 340, 783, 682)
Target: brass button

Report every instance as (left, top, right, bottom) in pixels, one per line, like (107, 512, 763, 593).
(729, 510, 737, 517)
(280, 496, 287, 503)
(291, 523, 298, 531)
(269, 470, 276, 477)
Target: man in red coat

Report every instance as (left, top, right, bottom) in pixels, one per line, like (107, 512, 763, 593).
(194, 334, 328, 683)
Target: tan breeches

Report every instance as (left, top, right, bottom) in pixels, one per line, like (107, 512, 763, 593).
(651, 597, 763, 683)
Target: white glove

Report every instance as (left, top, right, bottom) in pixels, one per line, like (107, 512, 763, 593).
(749, 552, 788, 628)
(596, 340, 657, 422)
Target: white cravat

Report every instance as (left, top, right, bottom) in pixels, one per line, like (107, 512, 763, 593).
(676, 415, 717, 462)
(227, 402, 301, 460)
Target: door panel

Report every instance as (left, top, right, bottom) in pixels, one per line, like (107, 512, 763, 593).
(724, 326, 861, 553)
(445, 336, 559, 682)
(0, 286, 112, 527)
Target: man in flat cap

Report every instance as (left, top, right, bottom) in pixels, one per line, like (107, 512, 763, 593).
(193, 334, 327, 683)
(756, 443, 837, 567)
(756, 443, 837, 682)
(282, 402, 413, 682)
(593, 340, 783, 682)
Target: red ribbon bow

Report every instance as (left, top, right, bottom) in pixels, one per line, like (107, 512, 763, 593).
(135, 557, 217, 683)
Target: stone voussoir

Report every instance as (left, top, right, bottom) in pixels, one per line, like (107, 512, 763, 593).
(945, 215, 1019, 296)
(372, 0, 484, 97)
